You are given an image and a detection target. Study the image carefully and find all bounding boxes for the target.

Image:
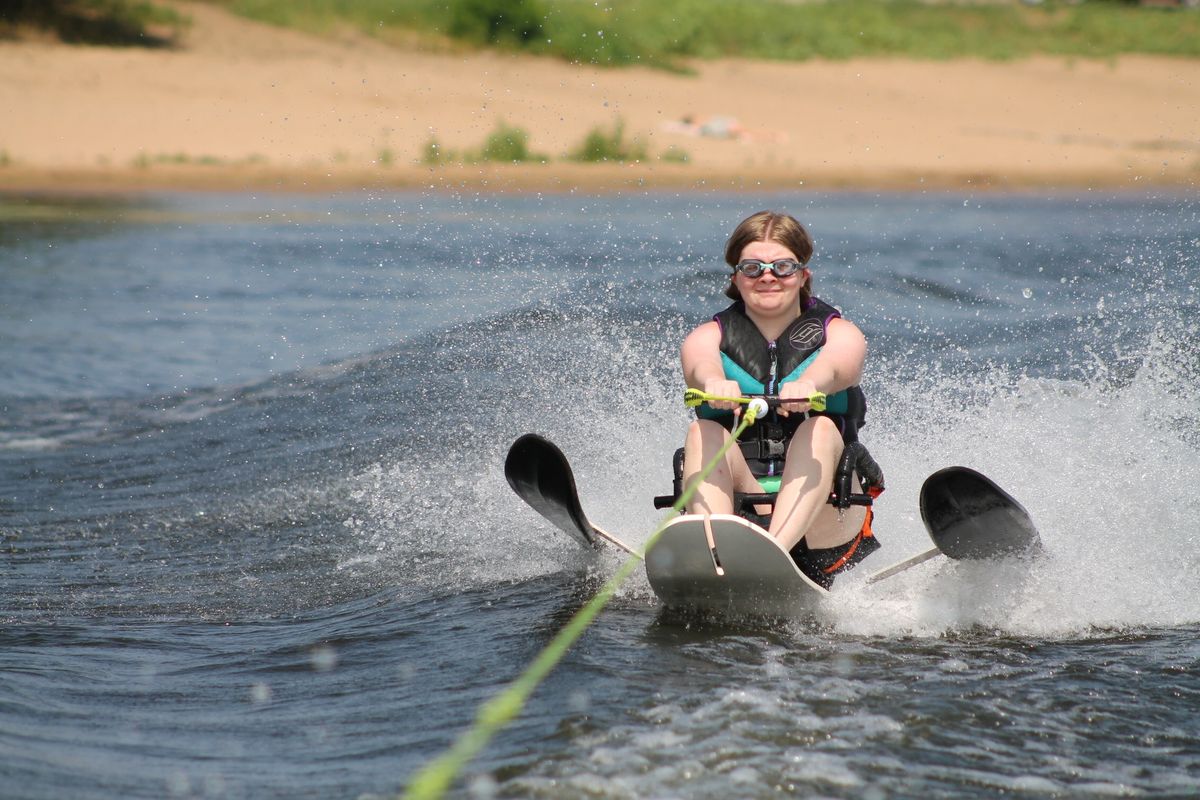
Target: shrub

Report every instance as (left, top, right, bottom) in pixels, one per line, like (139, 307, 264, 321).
(447, 0, 544, 46)
(421, 137, 447, 165)
(421, 124, 546, 165)
(569, 119, 647, 163)
(660, 146, 690, 164)
(478, 121, 541, 162)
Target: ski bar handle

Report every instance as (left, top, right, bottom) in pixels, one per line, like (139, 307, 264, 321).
(683, 388, 827, 413)
(655, 489, 875, 513)
(735, 492, 874, 513)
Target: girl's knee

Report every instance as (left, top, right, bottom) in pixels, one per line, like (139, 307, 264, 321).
(791, 415, 843, 457)
(813, 415, 843, 443)
(686, 418, 729, 445)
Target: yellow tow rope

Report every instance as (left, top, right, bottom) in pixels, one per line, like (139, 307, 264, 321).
(402, 391, 822, 798)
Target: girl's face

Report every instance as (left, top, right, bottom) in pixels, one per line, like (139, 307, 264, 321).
(733, 240, 809, 316)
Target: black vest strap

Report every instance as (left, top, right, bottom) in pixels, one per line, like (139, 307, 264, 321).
(710, 299, 867, 477)
(714, 298, 842, 386)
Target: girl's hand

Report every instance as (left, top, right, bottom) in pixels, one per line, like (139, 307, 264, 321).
(777, 380, 818, 417)
(703, 378, 744, 413)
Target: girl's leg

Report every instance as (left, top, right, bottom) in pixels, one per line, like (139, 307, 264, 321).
(682, 419, 760, 515)
(768, 416, 861, 551)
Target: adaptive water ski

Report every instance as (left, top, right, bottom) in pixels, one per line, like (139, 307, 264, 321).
(504, 433, 1042, 616)
(645, 514, 828, 617)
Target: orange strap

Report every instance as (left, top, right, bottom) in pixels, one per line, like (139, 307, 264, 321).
(818, 482, 882, 574)
(822, 505, 875, 575)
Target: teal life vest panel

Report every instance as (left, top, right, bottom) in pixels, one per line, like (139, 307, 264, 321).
(696, 298, 867, 478)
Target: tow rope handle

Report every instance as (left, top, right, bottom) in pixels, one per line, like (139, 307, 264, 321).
(661, 390, 880, 514)
(683, 387, 827, 413)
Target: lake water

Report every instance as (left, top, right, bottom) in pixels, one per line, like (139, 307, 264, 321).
(2, 189, 1198, 799)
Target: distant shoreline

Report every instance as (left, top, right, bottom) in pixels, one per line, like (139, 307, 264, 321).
(2, 162, 1195, 198)
(3, 2, 1198, 198)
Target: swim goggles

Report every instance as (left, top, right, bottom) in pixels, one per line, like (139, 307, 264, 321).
(732, 258, 804, 278)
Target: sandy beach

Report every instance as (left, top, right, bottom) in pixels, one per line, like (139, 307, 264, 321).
(2, 1, 1198, 194)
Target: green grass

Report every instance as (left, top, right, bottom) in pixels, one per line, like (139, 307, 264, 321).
(420, 119, 681, 165)
(420, 121, 548, 165)
(476, 121, 547, 163)
(0, 0, 187, 46)
(568, 119, 647, 163)
(422, 138, 448, 165)
(660, 145, 690, 164)
(130, 152, 264, 168)
(200, 0, 1200, 67)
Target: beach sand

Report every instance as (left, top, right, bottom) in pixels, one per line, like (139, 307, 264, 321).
(2, 1, 1198, 194)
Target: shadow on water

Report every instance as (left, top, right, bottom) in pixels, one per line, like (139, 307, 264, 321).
(646, 605, 828, 642)
(0, 194, 161, 248)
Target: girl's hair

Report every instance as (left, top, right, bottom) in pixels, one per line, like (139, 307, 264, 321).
(723, 211, 814, 303)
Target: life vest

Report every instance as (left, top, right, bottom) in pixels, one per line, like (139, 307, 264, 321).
(696, 298, 867, 479)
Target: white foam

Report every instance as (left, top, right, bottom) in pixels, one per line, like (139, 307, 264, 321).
(827, 319, 1200, 637)
(339, 297, 1199, 634)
